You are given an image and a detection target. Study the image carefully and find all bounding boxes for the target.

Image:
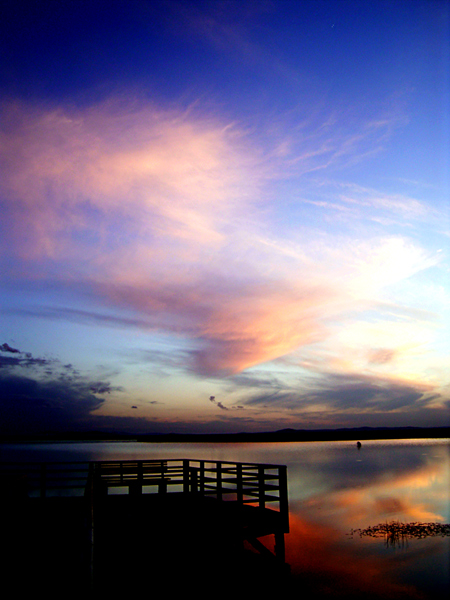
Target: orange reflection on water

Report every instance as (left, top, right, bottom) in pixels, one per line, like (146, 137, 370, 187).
(285, 513, 428, 599)
(297, 458, 448, 535)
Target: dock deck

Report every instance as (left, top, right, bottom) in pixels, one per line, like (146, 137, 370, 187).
(1, 459, 290, 593)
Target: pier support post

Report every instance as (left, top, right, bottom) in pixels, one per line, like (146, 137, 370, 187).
(274, 530, 286, 563)
(40, 463, 46, 499)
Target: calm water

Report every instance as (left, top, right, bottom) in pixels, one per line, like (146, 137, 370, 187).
(1, 438, 449, 598)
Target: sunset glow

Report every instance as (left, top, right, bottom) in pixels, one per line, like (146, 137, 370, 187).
(0, 1, 449, 435)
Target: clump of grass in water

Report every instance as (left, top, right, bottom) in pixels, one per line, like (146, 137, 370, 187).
(350, 521, 450, 549)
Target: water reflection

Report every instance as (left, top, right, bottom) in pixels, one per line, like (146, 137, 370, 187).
(1, 438, 449, 598)
(284, 440, 449, 599)
(285, 514, 427, 599)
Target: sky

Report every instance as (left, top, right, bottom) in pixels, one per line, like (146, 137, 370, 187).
(0, 0, 449, 437)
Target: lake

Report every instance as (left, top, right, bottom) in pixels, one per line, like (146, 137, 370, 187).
(1, 438, 449, 598)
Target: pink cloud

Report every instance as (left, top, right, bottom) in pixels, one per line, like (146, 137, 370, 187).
(0, 99, 258, 261)
(89, 274, 334, 376)
(1, 99, 441, 379)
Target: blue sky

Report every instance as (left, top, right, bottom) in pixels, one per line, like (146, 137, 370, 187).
(0, 0, 449, 436)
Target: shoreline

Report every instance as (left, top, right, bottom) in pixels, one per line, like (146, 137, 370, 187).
(1, 426, 449, 444)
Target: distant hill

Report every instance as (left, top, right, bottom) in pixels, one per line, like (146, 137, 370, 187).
(136, 426, 450, 443)
(1, 426, 449, 443)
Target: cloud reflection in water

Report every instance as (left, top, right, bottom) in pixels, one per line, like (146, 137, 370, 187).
(283, 440, 449, 599)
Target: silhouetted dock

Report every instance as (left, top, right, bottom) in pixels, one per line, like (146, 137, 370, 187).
(1, 459, 290, 593)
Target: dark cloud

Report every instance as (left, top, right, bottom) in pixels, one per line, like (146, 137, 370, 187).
(0, 373, 103, 428)
(228, 372, 285, 391)
(0, 343, 123, 436)
(208, 395, 230, 411)
(0, 343, 52, 371)
(244, 372, 445, 415)
(120, 347, 193, 378)
(89, 382, 117, 395)
(10, 305, 152, 330)
(1, 343, 20, 353)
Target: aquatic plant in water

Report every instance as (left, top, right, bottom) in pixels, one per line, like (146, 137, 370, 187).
(350, 521, 450, 548)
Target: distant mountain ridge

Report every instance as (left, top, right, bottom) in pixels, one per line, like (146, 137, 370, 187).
(1, 426, 448, 443)
(136, 426, 450, 443)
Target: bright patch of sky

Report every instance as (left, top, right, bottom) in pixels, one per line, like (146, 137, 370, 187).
(0, 0, 449, 435)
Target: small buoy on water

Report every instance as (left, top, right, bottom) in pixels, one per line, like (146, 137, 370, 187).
(356, 441, 362, 449)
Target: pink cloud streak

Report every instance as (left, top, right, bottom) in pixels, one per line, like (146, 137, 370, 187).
(1, 99, 440, 379)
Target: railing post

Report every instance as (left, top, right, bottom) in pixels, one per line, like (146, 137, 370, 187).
(183, 460, 189, 494)
(139, 460, 143, 488)
(159, 460, 167, 494)
(278, 466, 289, 533)
(130, 461, 143, 496)
(258, 466, 265, 508)
(237, 463, 243, 505)
(199, 461, 205, 495)
(217, 462, 222, 501)
(274, 465, 289, 563)
(190, 468, 198, 494)
(97, 462, 108, 497)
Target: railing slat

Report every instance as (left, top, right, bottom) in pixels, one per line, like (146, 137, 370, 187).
(0, 458, 289, 530)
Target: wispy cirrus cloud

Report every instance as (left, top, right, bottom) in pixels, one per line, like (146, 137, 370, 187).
(0, 98, 259, 262)
(297, 179, 432, 230)
(0, 98, 442, 383)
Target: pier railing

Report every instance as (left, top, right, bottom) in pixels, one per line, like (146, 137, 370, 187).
(1, 459, 289, 532)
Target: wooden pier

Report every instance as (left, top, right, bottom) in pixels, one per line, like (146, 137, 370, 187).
(1, 459, 290, 593)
